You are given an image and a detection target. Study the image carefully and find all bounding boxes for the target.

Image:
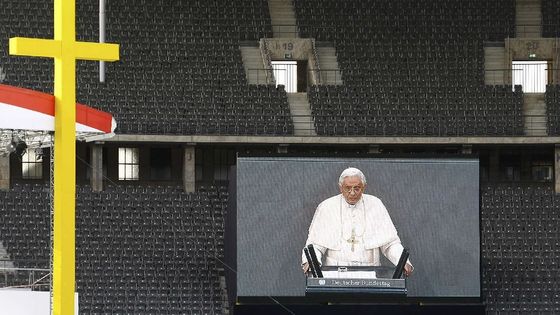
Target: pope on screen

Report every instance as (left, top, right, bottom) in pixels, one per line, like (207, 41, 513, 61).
(302, 167, 414, 277)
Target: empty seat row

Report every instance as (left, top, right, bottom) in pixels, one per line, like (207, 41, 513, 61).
(0, 182, 229, 314)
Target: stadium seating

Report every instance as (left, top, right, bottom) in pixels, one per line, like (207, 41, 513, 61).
(546, 85, 560, 135)
(1, 0, 559, 313)
(542, 0, 560, 37)
(480, 183, 560, 314)
(295, 0, 524, 136)
(0, 183, 229, 314)
(309, 85, 523, 136)
(3, 182, 559, 313)
(0, 0, 293, 136)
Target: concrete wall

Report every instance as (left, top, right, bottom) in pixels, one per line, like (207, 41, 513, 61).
(0, 155, 9, 191)
(505, 38, 560, 84)
(262, 38, 321, 85)
(91, 145, 103, 192)
(183, 146, 195, 193)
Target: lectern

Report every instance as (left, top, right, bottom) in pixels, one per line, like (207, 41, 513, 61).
(306, 266, 407, 296)
(305, 245, 409, 296)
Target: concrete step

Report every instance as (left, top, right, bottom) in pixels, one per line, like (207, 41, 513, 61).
(291, 110, 310, 115)
(524, 103, 546, 108)
(289, 97, 308, 101)
(515, 0, 541, 37)
(287, 93, 316, 136)
(316, 46, 343, 85)
(293, 117, 313, 124)
(290, 104, 309, 109)
(522, 90, 547, 134)
(484, 46, 506, 85)
(523, 94, 545, 100)
(524, 110, 546, 115)
(268, 0, 298, 38)
(240, 46, 267, 84)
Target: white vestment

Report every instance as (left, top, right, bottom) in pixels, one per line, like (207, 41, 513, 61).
(302, 194, 408, 267)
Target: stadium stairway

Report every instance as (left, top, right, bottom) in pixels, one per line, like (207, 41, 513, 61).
(523, 94, 547, 136)
(268, 0, 298, 38)
(484, 44, 506, 85)
(315, 44, 343, 85)
(287, 93, 317, 136)
(516, 0, 542, 37)
(240, 45, 268, 85)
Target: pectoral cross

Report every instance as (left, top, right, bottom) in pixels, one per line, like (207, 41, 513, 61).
(347, 228, 359, 252)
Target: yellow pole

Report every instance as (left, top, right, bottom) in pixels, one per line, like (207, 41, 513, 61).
(9, 0, 119, 313)
(52, 0, 76, 313)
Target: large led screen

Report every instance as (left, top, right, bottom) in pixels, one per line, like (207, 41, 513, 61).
(236, 157, 480, 298)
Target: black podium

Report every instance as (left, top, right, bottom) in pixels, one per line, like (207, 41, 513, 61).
(305, 266, 407, 296)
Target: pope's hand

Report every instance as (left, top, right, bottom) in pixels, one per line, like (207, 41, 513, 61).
(404, 263, 414, 277)
(302, 262, 309, 274)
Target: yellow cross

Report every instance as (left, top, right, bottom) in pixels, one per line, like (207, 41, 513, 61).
(9, 1, 119, 314)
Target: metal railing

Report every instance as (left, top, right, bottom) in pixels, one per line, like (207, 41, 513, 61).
(486, 67, 560, 92)
(270, 24, 299, 38)
(512, 63, 549, 93)
(523, 115, 548, 135)
(309, 38, 321, 85)
(260, 23, 560, 39)
(166, 112, 560, 137)
(516, 24, 560, 37)
(308, 69, 343, 85)
(295, 24, 515, 40)
(0, 260, 50, 290)
(246, 68, 344, 86)
(272, 62, 297, 92)
(485, 69, 522, 86)
(247, 68, 286, 86)
(515, 24, 543, 37)
(259, 39, 275, 85)
(247, 67, 560, 90)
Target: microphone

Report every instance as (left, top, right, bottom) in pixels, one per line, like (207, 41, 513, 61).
(303, 247, 318, 277)
(392, 247, 410, 279)
(306, 244, 323, 278)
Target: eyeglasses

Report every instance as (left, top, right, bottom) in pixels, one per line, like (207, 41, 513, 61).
(342, 186, 363, 194)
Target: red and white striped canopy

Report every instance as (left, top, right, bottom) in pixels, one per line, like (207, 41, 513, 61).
(0, 84, 116, 133)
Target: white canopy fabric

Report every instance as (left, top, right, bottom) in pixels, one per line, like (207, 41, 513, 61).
(0, 83, 116, 133)
(0, 84, 116, 155)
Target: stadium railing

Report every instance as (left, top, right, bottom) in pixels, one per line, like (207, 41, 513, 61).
(515, 24, 544, 37)
(0, 259, 50, 290)
(270, 24, 299, 38)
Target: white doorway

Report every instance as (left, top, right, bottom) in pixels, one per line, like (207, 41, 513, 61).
(272, 61, 297, 93)
(511, 60, 549, 93)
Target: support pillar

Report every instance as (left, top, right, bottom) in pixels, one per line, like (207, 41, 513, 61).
(183, 146, 195, 193)
(0, 155, 9, 191)
(555, 145, 560, 193)
(91, 144, 103, 192)
(489, 150, 500, 181)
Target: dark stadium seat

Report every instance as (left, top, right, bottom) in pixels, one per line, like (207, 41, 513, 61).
(295, 0, 522, 136)
(0, 183, 228, 313)
(542, 0, 560, 37)
(546, 85, 560, 135)
(480, 183, 560, 313)
(1, 0, 292, 136)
